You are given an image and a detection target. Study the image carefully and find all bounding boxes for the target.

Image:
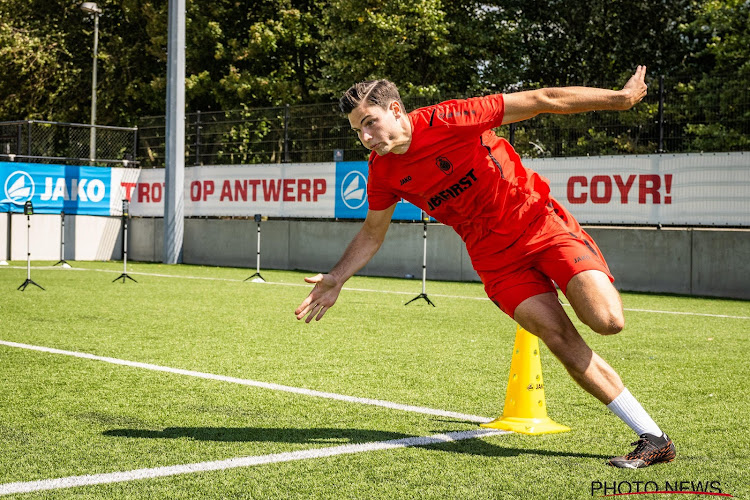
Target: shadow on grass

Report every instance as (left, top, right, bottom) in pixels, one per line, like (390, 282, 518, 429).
(103, 427, 407, 444)
(103, 426, 609, 460)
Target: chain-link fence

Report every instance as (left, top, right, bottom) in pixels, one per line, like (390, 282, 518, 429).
(138, 103, 355, 167)
(138, 75, 749, 167)
(0, 120, 138, 166)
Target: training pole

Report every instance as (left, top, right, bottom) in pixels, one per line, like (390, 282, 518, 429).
(245, 214, 266, 282)
(113, 200, 137, 283)
(406, 213, 435, 306)
(53, 211, 71, 268)
(18, 202, 44, 291)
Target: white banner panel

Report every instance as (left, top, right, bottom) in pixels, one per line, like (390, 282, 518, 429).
(124, 154, 748, 225)
(526, 152, 749, 225)
(130, 163, 336, 217)
(110, 168, 141, 215)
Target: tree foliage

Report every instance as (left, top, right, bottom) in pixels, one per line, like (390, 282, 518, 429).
(0, 0, 747, 149)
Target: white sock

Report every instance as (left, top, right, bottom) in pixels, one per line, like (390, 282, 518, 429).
(606, 388, 663, 437)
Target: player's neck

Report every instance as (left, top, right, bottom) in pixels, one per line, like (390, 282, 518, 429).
(389, 115, 413, 155)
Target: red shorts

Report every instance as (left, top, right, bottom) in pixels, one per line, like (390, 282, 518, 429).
(476, 199, 613, 319)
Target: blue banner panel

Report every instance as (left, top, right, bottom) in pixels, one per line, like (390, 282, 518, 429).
(334, 161, 423, 220)
(0, 163, 112, 215)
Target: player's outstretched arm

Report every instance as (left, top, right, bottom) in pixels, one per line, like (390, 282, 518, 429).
(502, 65, 648, 125)
(294, 204, 396, 323)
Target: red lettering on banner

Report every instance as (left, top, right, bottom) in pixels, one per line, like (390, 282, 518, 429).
(313, 179, 326, 201)
(248, 180, 260, 200)
(190, 181, 202, 202)
(639, 175, 660, 204)
(136, 182, 164, 203)
(567, 176, 588, 204)
(263, 180, 282, 201)
(235, 180, 247, 201)
(203, 180, 214, 201)
(192, 180, 215, 201)
(138, 183, 151, 203)
(220, 180, 233, 201)
(590, 175, 612, 204)
(121, 182, 136, 201)
(186, 178, 327, 203)
(152, 182, 162, 203)
(568, 174, 673, 205)
(613, 175, 636, 203)
(283, 179, 295, 202)
(298, 179, 311, 201)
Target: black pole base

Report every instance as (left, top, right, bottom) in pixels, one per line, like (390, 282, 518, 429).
(405, 293, 435, 307)
(113, 273, 138, 283)
(244, 272, 266, 282)
(18, 279, 45, 291)
(53, 260, 71, 267)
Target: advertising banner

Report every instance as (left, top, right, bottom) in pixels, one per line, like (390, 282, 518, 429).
(527, 153, 749, 226)
(334, 161, 423, 221)
(129, 163, 335, 217)
(4, 152, 748, 226)
(1, 163, 118, 215)
(129, 162, 424, 220)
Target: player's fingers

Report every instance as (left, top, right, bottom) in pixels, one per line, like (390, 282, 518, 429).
(303, 303, 321, 323)
(294, 296, 313, 317)
(304, 274, 323, 284)
(315, 306, 327, 321)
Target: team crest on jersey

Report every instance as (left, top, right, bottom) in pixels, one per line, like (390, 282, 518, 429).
(436, 156, 453, 175)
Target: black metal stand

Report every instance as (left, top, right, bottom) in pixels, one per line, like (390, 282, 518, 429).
(18, 214, 44, 291)
(113, 213, 136, 283)
(53, 211, 71, 268)
(244, 220, 265, 282)
(406, 216, 435, 307)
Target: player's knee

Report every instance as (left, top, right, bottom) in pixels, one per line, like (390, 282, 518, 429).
(590, 312, 625, 336)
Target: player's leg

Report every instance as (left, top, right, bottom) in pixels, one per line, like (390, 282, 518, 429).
(512, 291, 675, 468)
(512, 291, 624, 404)
(565, 269, 624, 335)
(540, 199, 625, 335)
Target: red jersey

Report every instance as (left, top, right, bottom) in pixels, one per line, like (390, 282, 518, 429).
(367, 94, 555, 270)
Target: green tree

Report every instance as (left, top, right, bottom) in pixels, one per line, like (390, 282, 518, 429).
(316, 0, 467, 100)
(675, 0, 750, 151)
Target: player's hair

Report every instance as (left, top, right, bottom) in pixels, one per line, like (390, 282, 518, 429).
(339, 79, 405, 115)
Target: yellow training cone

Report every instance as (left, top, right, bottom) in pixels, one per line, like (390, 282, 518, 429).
(481, 325, 570, 435)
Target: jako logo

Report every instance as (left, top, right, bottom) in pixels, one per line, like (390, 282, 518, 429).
(3, 171, 35, 204)
(341, 171, 367, 210)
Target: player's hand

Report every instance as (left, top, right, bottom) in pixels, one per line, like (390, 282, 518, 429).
(294, 273, 342, 323)
(620, 65, 648, 109)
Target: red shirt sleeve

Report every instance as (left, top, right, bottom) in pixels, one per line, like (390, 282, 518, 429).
(427, 94, 505, 135)
(366, 156, 400, 211)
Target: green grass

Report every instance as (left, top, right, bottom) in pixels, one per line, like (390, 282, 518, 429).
(0, 261, 748, 499)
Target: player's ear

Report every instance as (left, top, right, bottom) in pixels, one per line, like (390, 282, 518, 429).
(390, 100, 403, 117)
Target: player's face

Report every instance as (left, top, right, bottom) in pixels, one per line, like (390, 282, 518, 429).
(348, 102, 410, 155)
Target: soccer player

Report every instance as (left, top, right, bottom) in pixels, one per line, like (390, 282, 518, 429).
(294, 66, 675, 468)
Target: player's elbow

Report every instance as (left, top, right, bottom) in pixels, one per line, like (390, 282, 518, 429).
(532, 88, 566, 114)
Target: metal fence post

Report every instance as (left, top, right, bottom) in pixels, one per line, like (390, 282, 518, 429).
(658, 75, 665, 153)
(195, 110, 201, 165)
(27, 121, 32, 158)
(16, 123, 22, 156)
(283, 104, 290, 163)
(133, 126, 138, 166)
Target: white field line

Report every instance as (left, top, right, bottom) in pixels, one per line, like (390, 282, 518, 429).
(0, 340, 490, 424)
(0, 428, 507, 496)
(7, 265, 750, 319)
